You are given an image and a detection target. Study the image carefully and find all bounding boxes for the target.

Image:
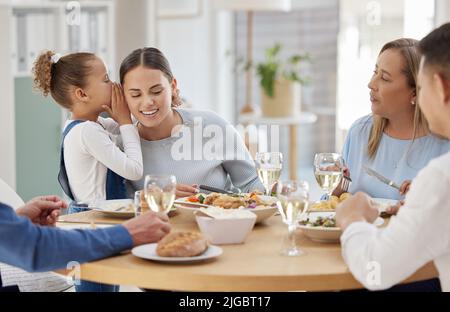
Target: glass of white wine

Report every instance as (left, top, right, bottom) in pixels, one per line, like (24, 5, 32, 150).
(276, 180, 309, 256)
(313, 153, 344, 200)
(144, 174, 177, 216)
(255, 152, 283, 196)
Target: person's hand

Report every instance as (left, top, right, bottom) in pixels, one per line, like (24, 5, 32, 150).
(16, 195, 67, 226)
(399, 180, 412, 195)
(385, 200, 404, 216)
(123, 212, 171, 246)
(102, 83, 132, 125)
(343, 166, 350, 178)
(336, 192, 379, 231)
(176, 184, 199, 198)
(331, 166, 351, 197)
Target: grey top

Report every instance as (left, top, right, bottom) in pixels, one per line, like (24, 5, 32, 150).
(130, 108, 264, 193)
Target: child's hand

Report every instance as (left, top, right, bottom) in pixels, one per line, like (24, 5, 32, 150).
(103, 83, 132, 125)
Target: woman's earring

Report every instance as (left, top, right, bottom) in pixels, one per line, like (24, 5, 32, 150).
(411, 100, 416, 105)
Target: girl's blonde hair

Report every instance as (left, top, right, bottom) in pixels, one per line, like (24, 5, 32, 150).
(367, 38, 429, 159)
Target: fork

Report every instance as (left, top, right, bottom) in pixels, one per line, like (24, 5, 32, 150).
(340, 175, 352, 193)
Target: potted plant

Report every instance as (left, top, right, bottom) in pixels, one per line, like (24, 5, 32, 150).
(255, 43, 310, 118)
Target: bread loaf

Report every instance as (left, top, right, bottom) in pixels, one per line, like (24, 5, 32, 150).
(156, 232, 208, 257)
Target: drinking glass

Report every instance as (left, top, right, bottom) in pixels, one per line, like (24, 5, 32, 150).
(255, 152, 283, 196)
(143, 174, 177, 215)
(313, 153, 344, 200)
(276, 180, 309, 256)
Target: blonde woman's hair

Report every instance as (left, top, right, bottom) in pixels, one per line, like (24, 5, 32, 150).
(367, 38, 429, 159)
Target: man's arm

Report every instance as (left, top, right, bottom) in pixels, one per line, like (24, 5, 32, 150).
(340, 165, 450, 290)
(0, 203, 133, 272)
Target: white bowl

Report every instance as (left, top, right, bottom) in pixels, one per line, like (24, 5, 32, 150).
(298, 212, 385, 243)
(298, 225, 342, 243)
(195, 213, 257, 245)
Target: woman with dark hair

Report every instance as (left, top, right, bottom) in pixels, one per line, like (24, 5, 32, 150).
(119, 47, 264, 196)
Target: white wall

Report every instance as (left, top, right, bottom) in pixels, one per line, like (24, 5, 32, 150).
(435, 0, 450, 26)
(156, 0, 234, 121)
(114, 0, 157, 78)
(114, 0, 234, 121)
(0, 3, 16, 189)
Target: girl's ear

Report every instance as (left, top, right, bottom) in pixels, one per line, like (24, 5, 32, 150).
(74, 87, 89, 103)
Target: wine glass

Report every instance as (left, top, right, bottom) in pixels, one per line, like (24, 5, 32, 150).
(144, 174, 177, 215)
(313, 153, 344, 200)
(255, 152, 283, 196)
(276, 180, 309, 256)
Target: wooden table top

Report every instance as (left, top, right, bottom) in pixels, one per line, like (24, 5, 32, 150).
(57, 211, 437, 291)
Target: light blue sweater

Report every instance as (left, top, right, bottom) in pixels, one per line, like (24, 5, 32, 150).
(343, 115, 450, 200)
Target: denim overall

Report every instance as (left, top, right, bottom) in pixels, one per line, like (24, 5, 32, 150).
(58, 120, 127, 292)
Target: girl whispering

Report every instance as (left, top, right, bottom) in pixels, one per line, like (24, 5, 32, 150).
(33, 50, 143, 292)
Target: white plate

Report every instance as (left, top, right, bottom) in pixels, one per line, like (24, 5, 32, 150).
(298, 212, 384, 243)
(91, 199, 135, 218)
(131, 243, 223, 263)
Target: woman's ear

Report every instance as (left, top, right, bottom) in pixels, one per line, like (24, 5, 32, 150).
(411, 89, 417, 105)
(171, 78, 178, 93)
(171, 78, 182, 107)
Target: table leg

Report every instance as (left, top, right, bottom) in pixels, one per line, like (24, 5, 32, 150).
(289, 125, 297, 180)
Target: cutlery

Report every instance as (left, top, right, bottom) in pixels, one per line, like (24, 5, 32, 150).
(199, 185, 237, 195)
(362, 165, 401, 190)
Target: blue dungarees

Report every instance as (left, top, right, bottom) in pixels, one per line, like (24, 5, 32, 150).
(58, 120, 127, 292)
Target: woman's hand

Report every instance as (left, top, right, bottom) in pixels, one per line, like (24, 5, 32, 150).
(332, 166, 351, 197)
(385, 200, 404, 216)
(103, 83, 132, 125)
(176, 184, 199, 198)
(399, 180, 412, 195)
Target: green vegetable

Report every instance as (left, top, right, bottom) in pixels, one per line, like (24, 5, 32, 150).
(198, 194, 205, 204)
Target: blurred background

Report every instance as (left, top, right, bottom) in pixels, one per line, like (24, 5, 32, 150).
(0, 0, 449, 201)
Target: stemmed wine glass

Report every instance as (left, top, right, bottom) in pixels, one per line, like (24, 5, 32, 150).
(255, 152, 283, 196)
(143, 174, 177, 215)
(276, 180, 309, 256)
(313, 153, 344, 200)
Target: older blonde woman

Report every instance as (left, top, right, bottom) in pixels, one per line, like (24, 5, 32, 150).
(335, 38, 450, 201)
(336, 23, 450, 292)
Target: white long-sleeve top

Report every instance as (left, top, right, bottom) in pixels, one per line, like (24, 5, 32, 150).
(63, 117, 143, 204)
(341, 150, 450, 291)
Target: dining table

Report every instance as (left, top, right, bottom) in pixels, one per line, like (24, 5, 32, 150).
(56, 210, 437, 291)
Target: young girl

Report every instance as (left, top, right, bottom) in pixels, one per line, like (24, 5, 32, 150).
(33, 50, 143, 292)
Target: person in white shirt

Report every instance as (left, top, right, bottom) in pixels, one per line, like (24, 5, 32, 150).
(32, 50, 144, 292)
(336, 23, 450, 291)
